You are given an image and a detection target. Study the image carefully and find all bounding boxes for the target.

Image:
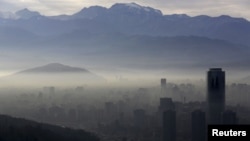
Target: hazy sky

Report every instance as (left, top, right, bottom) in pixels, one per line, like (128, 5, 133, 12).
(0, 0, 250, 20)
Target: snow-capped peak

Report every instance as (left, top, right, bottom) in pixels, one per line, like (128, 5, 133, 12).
(124, 2, 143, 9)
(111, 3, 162, 15)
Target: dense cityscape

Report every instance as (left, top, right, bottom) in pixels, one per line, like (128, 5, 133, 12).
(0, 68, 249, 141)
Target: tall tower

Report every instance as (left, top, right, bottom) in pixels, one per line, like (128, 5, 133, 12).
(161, 78, 167, 95)
(192, 110, 206, 141)
(159, 98, 175, 112)
(162, 110, 176, 141)
(207, 68, 225, 124)
(133, 109, 146, 128)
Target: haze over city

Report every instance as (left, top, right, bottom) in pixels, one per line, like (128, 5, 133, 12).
(0, 1, 249, 141)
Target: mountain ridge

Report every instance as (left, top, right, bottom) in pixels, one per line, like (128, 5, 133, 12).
(0, 114, 99, 141)
(0, 63, 106, 87)
(0, 2, 248, 46)
(15, 8, 41, 19)
(16, 63, 90, 74)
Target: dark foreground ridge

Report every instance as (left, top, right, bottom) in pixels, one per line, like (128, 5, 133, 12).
(0, 114, 99, 141)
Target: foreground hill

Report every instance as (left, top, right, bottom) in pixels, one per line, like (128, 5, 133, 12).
(0, 114, 99, 141)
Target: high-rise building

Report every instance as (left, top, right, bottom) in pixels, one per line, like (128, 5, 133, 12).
(133, 109, 146, 128)
(192, 110, 206, 141)
(105, 102, 117, 121)
(207, 68, 225, 124)
(159, 98, 175, 112)
(222, 110, 238, 124)
(161, 78, 167, 95)
(162, 110, 176, 141)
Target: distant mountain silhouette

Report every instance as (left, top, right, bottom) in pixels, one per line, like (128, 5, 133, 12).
(2, 63, 105, 87)
(39, 34, 250, 70)
(0, 26, 38, 46)
(17, 63, 90, 74)
(0, 114, 99, 141)
(15, 8, 41, 19)
(72, 6, 108, 19)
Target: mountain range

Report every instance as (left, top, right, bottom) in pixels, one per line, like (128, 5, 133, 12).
(0, 3, 249, 45)
(0, 2, 250, 74)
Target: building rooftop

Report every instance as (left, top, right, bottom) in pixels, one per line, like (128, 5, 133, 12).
(209, 68, 222, 71)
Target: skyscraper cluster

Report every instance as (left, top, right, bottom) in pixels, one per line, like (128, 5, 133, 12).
(162, 68, 238, 141)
